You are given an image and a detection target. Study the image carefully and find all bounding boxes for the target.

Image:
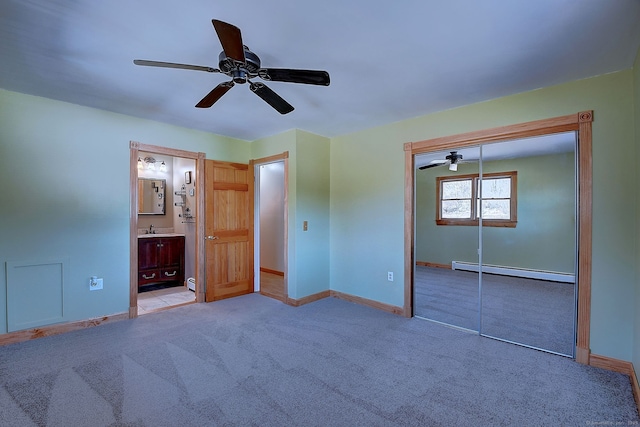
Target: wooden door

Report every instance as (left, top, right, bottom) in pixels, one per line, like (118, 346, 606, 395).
(204, 160, 253, 301)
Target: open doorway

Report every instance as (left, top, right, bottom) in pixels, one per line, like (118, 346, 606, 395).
(129, 142, 206, 317)
(136, 151, 196, 314)
(251, 152, 289, 303)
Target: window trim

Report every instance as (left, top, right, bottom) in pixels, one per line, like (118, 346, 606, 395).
(435, 171, 517, 227)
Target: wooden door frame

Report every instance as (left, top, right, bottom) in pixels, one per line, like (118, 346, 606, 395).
(403, 111, 593, 364)
(249, 152, 290, 303)
(129, 141, 206, 317)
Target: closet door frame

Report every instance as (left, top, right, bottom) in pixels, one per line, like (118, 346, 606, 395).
(403, 111, 593, 364)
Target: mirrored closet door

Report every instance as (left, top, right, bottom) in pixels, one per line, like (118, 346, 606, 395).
(478, 134, 577, 357)
(414, 146, 481, 331)
(414, 133, 578, 357)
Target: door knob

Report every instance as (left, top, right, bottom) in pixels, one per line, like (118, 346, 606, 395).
(205, 236, 219, 240)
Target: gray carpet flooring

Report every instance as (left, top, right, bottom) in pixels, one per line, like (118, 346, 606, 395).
(414, 266, 575, 356)
(0, 293, 637, 426)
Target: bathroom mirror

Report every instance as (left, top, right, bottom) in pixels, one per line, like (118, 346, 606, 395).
(138, 178, 166, 215)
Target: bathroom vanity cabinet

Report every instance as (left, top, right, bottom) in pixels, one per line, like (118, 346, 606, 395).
(138, 236, 185, 290)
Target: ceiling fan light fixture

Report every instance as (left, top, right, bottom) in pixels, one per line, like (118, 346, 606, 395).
(449, 163, 458, 172)
(231, 69, 248, 84)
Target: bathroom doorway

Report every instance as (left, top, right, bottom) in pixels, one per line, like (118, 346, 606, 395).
(129, 141, 206, 317)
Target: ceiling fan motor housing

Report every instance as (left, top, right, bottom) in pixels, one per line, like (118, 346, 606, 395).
(446, 151, 462, 164)
(218, 46, 261, 84)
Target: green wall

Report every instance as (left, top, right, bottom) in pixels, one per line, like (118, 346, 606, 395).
(0, 89, 249, 333)
(329, 129, 406, 306)
(330, 70, 636, 361)
(416, 153, 576, 273)
(294, 130, 331, 298)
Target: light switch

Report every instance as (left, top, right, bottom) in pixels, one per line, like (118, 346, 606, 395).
(303, 221, 308, 231)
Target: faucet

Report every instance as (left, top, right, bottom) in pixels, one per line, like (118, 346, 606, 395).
(148, 224, 154, 234)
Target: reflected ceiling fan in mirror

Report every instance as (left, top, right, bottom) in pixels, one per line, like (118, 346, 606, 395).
(419, 151, 469, 171)
(134, 19, 330, 114)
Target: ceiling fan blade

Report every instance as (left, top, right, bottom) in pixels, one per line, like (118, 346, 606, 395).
(212, 19, 245, 63)
(259, 68, 330, 86)
(195, 81, 235, 108)
(133, 59, 219, 73)
(249, 82, 294, 114)
(418, 159, 447, 169)
(418, 163, 443, 170)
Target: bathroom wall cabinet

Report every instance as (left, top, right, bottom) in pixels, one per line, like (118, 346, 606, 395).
(138, 236, 185, 290)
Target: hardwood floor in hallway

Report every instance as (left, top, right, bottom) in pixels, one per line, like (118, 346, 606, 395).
(260, 271, 285, 302)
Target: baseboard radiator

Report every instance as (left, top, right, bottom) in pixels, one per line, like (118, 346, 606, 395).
(451, 261, 575, 283)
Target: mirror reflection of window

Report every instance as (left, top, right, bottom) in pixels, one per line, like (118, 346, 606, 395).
(441, 179, 472, 218)
(478, 177, 511, 219)
(436, 171, 517, 227)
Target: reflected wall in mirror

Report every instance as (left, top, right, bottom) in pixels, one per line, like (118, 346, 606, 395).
(414, 146, 481, 331)
(138, 178, 166, 215)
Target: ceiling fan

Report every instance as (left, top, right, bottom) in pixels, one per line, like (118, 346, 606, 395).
(134, 19, 330, 114)
(418, 151, 466, 171)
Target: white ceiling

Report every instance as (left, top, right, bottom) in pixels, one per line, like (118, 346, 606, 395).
(1, 1, 639, 142)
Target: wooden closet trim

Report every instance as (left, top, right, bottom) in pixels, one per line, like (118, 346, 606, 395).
(403, 111, 593, 364)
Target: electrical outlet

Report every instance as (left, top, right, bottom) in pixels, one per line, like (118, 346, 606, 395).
(387, 272, 394, 282)
(90, 276, 103, 291)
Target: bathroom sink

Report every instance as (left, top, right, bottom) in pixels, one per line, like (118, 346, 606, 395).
(138, 233, 185, 238)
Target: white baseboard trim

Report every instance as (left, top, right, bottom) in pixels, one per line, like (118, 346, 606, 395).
(451, 261, 575, 283)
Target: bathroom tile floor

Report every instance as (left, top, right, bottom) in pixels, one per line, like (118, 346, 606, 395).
(138, 285, 195, 315)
